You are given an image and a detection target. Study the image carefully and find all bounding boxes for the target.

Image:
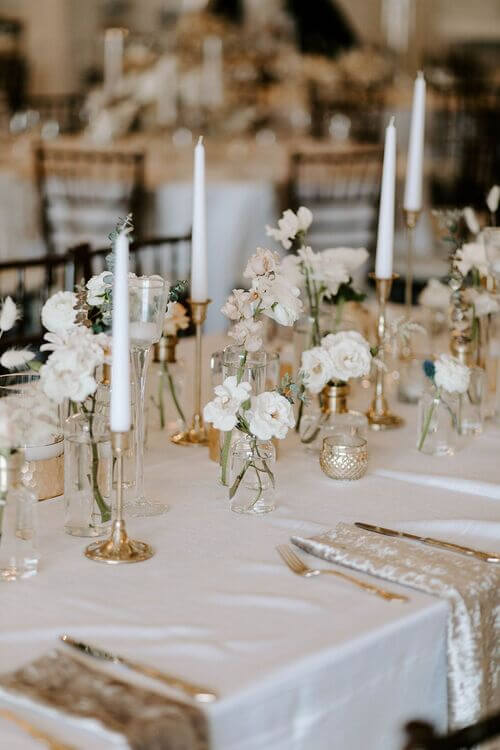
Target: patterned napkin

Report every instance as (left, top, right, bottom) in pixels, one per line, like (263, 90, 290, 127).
(292, 522, 500, 730)
(0, 650, 209, 750)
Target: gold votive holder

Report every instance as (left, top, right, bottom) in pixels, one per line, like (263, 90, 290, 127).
(319, 434, 368, 481)
(21, 437, 64, 501)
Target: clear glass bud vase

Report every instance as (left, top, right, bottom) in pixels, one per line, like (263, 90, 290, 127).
(229, 435, 276, 515)
(152, 336, 187, 433)
(300, 383, 368, 452)
(0, 451, 38, 581)
(456, 366, 485, 436)
(64, 413, 112, 537)
(417, 389, 460, 456)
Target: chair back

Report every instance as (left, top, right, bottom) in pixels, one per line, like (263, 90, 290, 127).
(403, 712, 500, 749)
(26, 94, 85, 134)
(34, 144, 145, 255)
(289, 144, 383, 253)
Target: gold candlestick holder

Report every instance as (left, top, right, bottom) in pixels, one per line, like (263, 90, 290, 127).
(85, 432, 154, 563)
(401, 209, 421, 360)
(367, 274, 404, 430)
(171, 299, 211, 445)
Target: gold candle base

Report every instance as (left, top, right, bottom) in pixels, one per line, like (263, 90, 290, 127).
(85, 432, 154, 564)
(367, 274, 404, 431)
(170, 299, 211, 447)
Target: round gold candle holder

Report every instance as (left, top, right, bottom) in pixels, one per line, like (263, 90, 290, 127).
(320, 434, 368, 481)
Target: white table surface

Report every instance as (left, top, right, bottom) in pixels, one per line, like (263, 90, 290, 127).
(1, 334, 499, 750)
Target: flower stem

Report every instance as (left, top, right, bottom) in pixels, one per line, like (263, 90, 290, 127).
(417, 389, 440, 452)
(82, 400, 111, 524)
(165, 361, 186, 427)
(221, 350, 248, 486)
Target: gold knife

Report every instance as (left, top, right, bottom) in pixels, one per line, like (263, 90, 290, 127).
(355, 522, 500, 563)
(60, 635, 217, 703)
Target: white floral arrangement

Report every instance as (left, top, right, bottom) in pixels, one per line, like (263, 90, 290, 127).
(300, 330, 374, 394)
(418, 279, 451, 310)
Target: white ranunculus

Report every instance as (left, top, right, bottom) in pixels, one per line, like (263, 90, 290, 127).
(418, 279, 451, 309)
(455, 242, 489, 277)
(244, 247, 280, 278)
(86, 272, 111, 306)
(434, 354, 470, 394)
(164, 302, 189, 336)
(214, 376, 252, 407)
(247, 391, 295, 440)
(301, 346, 334, 394)
(221, 289, 255, 321)
(265, 206, 313, 250)
(486, 185, 500, 215)
(280, 254, 303, 287)
(318, 256, 350, 296)
(0, 348, 35, 370)
(204, 377, 252, 432)
(255, 275, 303, 326)
(322, 330, 372, 382)
(321, 247, 369, 274)
(0, 296, 19, 333)
(41, 291, 78, 336)
(228, 319, 264, 352)
(465, 288, 500, 317)
(463, 207, 480, 236)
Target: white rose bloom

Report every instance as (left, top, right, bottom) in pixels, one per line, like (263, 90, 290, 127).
(463, 207, 480, 236)
(221, 289, 255, 321)
(418, 279, 451, 309)
(244, 248, 280, 278)
(203, 377, 252, 431)
(301, 346, 334, 394)
(164, 302, 189, 336)
(465, 288, 500, 317)
(322, 330, 372, 382)
(280, 254, 303, 287)
(247, 391, 295, 440)
(214, 376, 252, 407)
(434, 354, 470, 394)
(255, 275, 303, 326)
(41, 291, 77, 336)
(321, 247, 369, 274)
(486, 185, 500, 215)
(455, 242, 489, 277)
(86, 272, 111, 306)
(228, 319, 264, 352)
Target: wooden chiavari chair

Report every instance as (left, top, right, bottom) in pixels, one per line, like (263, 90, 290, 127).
(403, 712, 500, 749)
(25, 93, 85, 134)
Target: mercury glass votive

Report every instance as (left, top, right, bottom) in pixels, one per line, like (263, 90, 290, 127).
(319, 434, 368, 481)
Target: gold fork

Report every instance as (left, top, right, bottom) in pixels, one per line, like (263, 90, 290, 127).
(0, 708, 77, 750)
(277, 544, 408, 602)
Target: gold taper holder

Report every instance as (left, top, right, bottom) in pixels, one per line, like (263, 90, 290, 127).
(85, 432, 154, 563)
(170, 299, 211, 445)
(367, 274, 404, 430)
(401, 209, 421, 360)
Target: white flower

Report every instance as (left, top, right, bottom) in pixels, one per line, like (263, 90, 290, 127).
(321, 247, 369, 275)
(463, 207, 480, 236)
(300, 346, 334, 394)
(298, 245, 322, 275)
(254, 275, 303, 326)
(322, 330, 372, 382)
(280, 254, 303, 287)
(41, 291, 77, 336)
(221, 289, 255, 321)
(247, 391, 295, 440)
(244, 248, 280, 278)
(455, 242, 489, 277)
(418, 279, 451, 309)
(465, 288, 500, 317)
(0, 382, 59, 452)
(164, 302, 189, 336)
(203, 377, 252, 432)
(318, 255, 350, 296)
(0, 348, 35, 370)
(0, 296, 19, 333)
(486, 185, 500, 215)
(228, 319, 264, 352)
(265, 206, 313, 250)
(86, 272, 111, 306)
(434, 354, 470, 394)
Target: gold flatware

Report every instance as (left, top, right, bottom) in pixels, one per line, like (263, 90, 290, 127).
(60, 635, 217, 703)
(355, 522, 500, 564)
(277, 545, 408, 602)
(0, 708, 76, 750)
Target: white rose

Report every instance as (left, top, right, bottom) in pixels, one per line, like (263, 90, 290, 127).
(418, 279, 451, 309)
(244, 248, 280, 278)
(322, 330, 372, 382)
(214, 376, 252, 407)
(455, 242, 489, 277)
(86, 272, 111, 306)
(228, 319, 264, 352)
(203, 377, 251, 431)
(465, 288, 500, 317)
(221, 289, 255, 321)
(247, 391, 295, 440)
(41, 291, 77, 336)
(434, 354, 470, 394)
(321, 247, 369, 274)
(463, 207, 480, 236)
(486, 185, 500, 215)
(301, 346, 334, 394)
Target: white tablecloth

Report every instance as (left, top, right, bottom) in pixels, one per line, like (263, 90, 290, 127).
(1, 335, 499, 749)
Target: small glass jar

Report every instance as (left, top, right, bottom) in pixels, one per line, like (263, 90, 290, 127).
(300, 383, 368, 453)
(152, 336, 187, 433)
(457, 366, 485, 436)
(64, 413, 112, 537)
(0, 452, 38, 581)
(417, 389, 460, 456)
(229, 435, 276, 515)
(320, 434, 368, 480)
(93, 382, 135, 489)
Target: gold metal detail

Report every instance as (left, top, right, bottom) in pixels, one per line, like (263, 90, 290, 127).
(320, 383, 349, 415)
(320, 435, 368, 480)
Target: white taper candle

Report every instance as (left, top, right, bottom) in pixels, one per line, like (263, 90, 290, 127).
(110, 232, 131, 433)
(404, 71, 426, 213)
(375, 117, 397, 279)
(190, 136, 208, 302)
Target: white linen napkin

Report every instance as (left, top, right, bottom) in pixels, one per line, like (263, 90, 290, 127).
(291, 521, 500, 730)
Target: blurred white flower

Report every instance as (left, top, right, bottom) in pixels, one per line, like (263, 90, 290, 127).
(41, 291, 77, 336)
(265, 206, 313, 249)
(300, 346, 334, 394)
(463, 207, 480, 236)
(434, 354, 470, 394)
(486, 185, 500, 215)
(418, 279, 451, 309)
(280, 254, 303, 287)
(228, 319, 264, 352)
(0, 382, 59, 452)
(221, 289, 255, 321)
(455, 242, 489, 277)
(86, 272, 111, 306)
(318, 255, 350, 296)
(244, 247, 280, 278)
(247, 391, 295, 440)
(0, 296, 19, 333)
(465, 288, 500, 317)
(321, 247, 369, 274)
(322, 330, 372, 381)
(164, 302, 189, 336)
(0, 348, 35, 370)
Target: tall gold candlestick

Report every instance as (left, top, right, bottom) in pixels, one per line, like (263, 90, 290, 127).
(171, 299, 211, 445)
(85, 432, 154, 563)
(367, 274, 404, 430)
